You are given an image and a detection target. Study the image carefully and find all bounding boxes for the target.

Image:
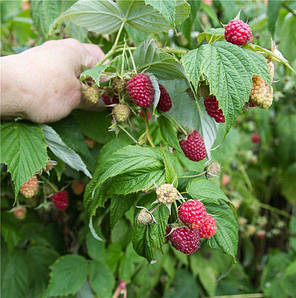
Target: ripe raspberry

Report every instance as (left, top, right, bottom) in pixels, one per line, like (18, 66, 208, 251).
(179, 130, 206, 162)
(199, 214, 217, 239)
(250, 75, 273, 109)
(167, 227, 200, 254)
(13, 206, 27, 220)
(225, 19, 252, 45)
(251, 134, 261, 143)
(157, 84, 172, 112)
(156, 184, 178, 204)
(82, 86, 99, 103)
(204, 95, 225, 123)
(112, 104, 130, 122)
(52, 190, 69, 210)
(136, 208, 155, 225)
(102, 93, 119, 105)
(20, 175, 38, 198)
(126, 73, 154, 108)
(178, 200, 207, 229)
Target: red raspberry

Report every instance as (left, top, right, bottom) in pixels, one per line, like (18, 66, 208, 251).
(204, 95, 225, 123)
(225, 19, 252, 45)
(102, 94, 119, 105)
(52, 190, 69, 210)
(178, 200, 207, 229)
(199, 214, 217, 239)
(168, 227, 200, 254)
(157, 84, 172, 112)
(20, 175, 38, 198)
(251, 134, 261, 143)
(13, 206, 27, 220)
(126, 73, 154, 108)
(179, 130, 206, 161)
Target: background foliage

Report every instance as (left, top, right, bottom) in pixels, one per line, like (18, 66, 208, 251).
(1, 0, 296, 297)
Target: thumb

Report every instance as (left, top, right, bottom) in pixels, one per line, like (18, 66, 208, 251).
(81, 43, 106, 68)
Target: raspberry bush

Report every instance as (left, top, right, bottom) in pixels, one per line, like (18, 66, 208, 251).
(1, 1, 295, 297)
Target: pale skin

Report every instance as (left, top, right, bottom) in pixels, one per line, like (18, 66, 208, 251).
(1, 38, 105, 123)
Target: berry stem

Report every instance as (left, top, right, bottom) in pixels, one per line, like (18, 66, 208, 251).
(40, 176, 59, 193)
(180, 171, 206, 179)
(144, 112, 155, 148)
(117, 124, 138, 144)
(165, 114, 187, 136)
(96, 21, 125, 66)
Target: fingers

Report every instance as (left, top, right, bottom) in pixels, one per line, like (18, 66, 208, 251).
(81, 43, 105, 68)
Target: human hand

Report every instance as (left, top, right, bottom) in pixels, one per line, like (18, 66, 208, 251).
(1, 39, 105, 123)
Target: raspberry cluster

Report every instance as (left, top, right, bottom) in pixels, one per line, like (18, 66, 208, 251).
(167, 199, 217, 255)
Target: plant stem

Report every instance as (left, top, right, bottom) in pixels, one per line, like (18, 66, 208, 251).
(96, 21, 125, 66)
(163, 47, 188, 55)
(257, 202, 290, 218)
(282, 2, 296, 17)
(180, 171, 206, 179)
(144, 112, 155, 147)
(117, 124, 138, 144)
(40, 176, 58, 193)
(166, 114, 187, 136)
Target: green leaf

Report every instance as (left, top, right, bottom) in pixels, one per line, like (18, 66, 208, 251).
(42, 125, 91, 178)
(73, 110, 113, 144)
(30, 0, 63, 36)
(118, 0, 189, 33)
(110, 194, 137, 228)
(163, 269, 199, 298)
(1, 213, 21, 251)
(187, 178, 230, 203)
(204, 200, 238, 257)
(133, 200, 169, 261)
(0, 122, 48, 193)
(145, 0, 177, 25)
(197, 28, 225, 44)
(53, 0, 123, 35)
(1, 249, 30, 298)
(158, 116, 182, 152)
(133, 39, 186, 79)
(88, 260, 115, 298)
(160, 147, 178, 186)
(289, 217, 296, 251)
(26, 246, 59, 298)
(80, 64, 109, 86)
(84, 145, 165, 216)
(279, 13, 296, 63)
(280, 261, 296, 297)
(86, 232, 105, 262)
(44, 255, 88, 297)
(181, 41, 270, 132)
(267, 0, 282, 36)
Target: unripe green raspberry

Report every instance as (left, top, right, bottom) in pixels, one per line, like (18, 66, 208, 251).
(267, 60, 274, 82)
(113, 77, 126, 93)
(82, 86, 99, 103)
(206, 161, 221, 177)
(156, 184, 178, 204)
(113, 104, 130, 122)
(136, 208, 155, 225)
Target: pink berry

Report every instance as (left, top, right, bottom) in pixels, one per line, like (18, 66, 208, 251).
(168, 227, 200, 254)
(178, 200, 207, 229)
(52, 190, 69, 210)
(251, 134, 261, 143)
(157, 84, 172, 112)
(199, 214, 217, 238)
(225, 19, 252, 45)
(126, 73, 154, 108)
(204, 95, 225, 123)
(179, 130, 206, 162)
